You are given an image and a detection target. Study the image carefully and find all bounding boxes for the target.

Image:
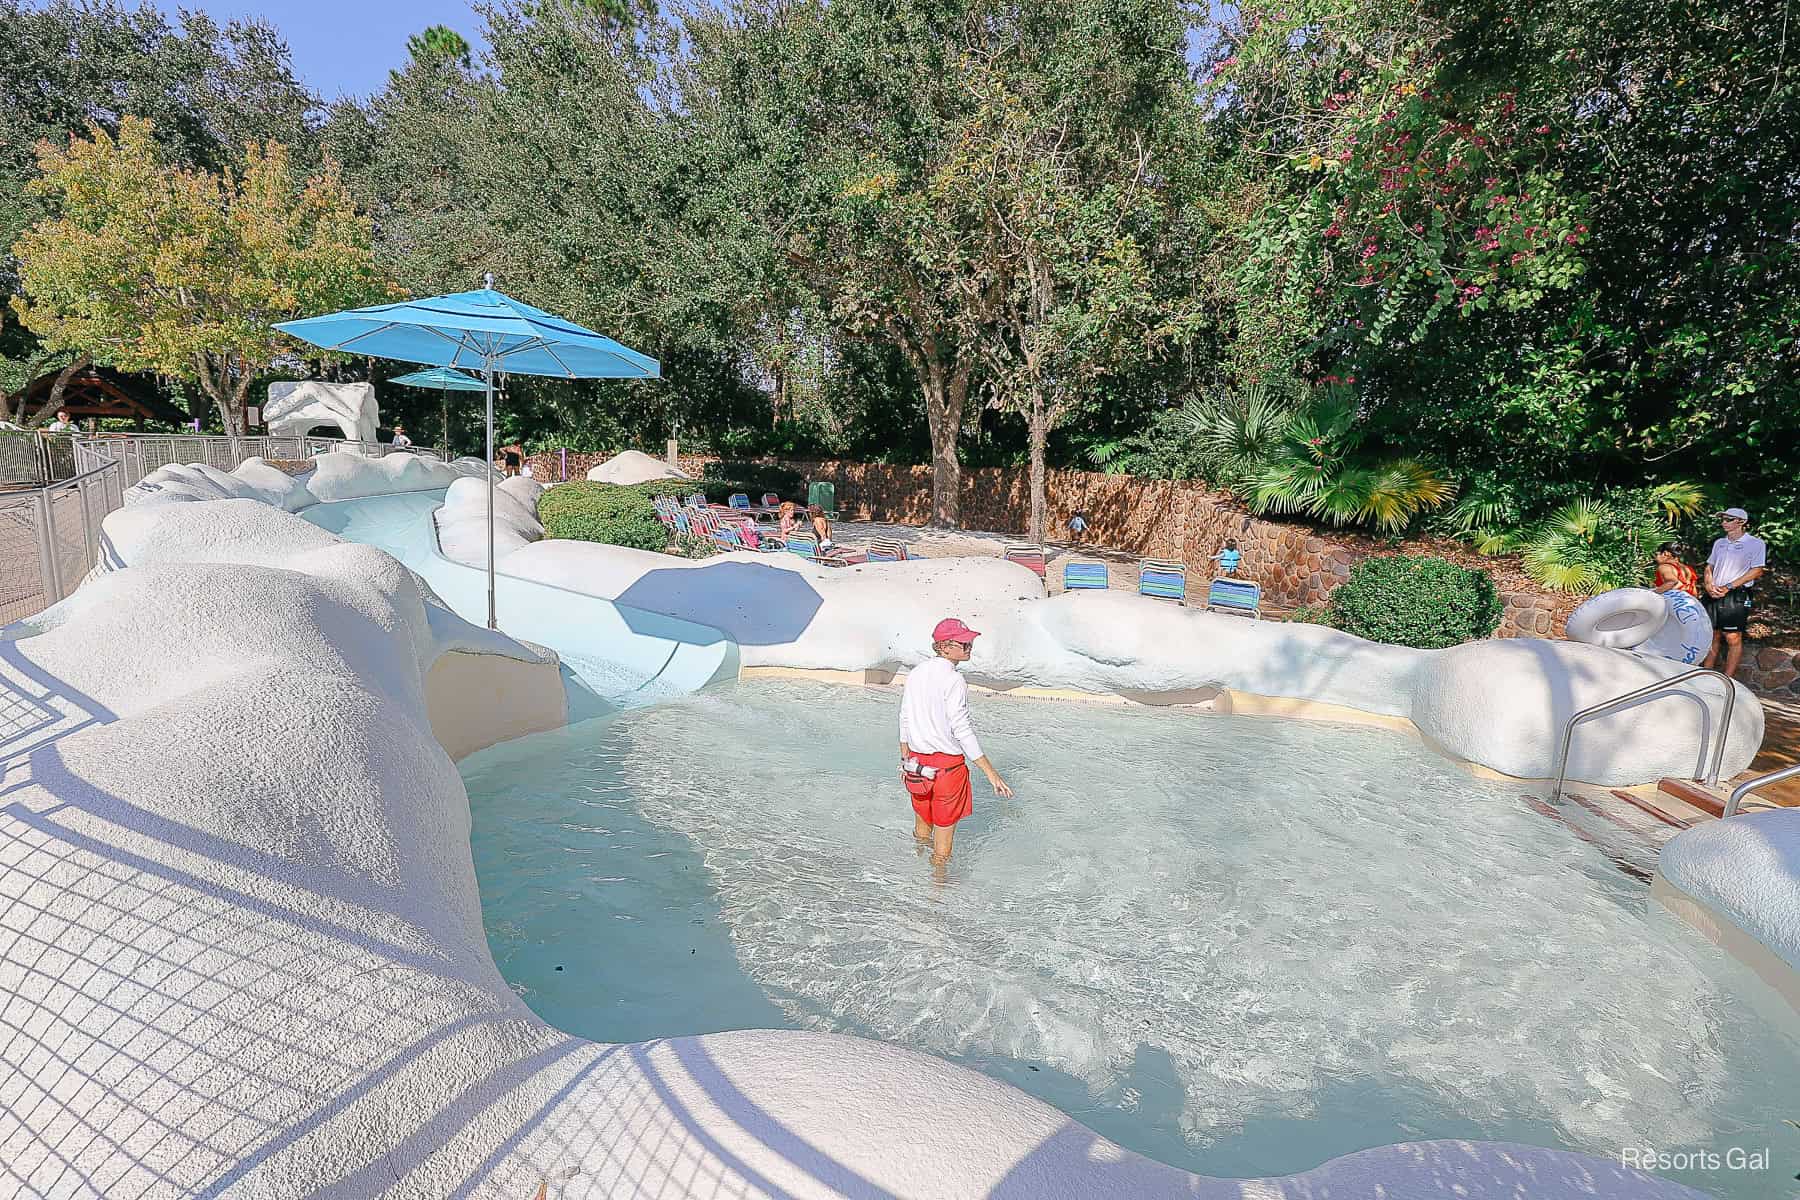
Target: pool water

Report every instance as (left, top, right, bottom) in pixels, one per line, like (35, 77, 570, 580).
(463, 679, 1800, 1196)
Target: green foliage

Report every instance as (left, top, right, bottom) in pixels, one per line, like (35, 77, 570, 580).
(1285, 603, 1334, 627)
(1328, 556, 1504, 648)
(1511, 483, 1708, 594)
(674, 532, 723, 560)
(536, 482, 669, 551)
(404, 25, 471, 70)
(700, 461, 805, 503)
(10, 117, 387, 433)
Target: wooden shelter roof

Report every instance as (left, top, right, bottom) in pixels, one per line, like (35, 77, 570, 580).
(8, 366, 188, 425)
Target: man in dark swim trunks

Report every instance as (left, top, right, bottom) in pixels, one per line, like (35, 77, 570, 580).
(1700, 507, 1766, 680)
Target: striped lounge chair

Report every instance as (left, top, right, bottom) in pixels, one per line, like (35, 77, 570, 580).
(1062, 560, 1109, 592)
(761, 493, 780, 508)
(729, 493, 751, 511)
(866, 537, 908, 562)
(784, 533, 820, 560)
(1003, 545, 1048, 590)
(1204, 576, 1262, 619)
(1138, 559, 1187, 604)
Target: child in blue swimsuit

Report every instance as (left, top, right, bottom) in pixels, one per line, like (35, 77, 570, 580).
(1211, 538, 1241, 575)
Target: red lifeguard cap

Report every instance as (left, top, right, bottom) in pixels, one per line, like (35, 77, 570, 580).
(932, 617, 980, 644)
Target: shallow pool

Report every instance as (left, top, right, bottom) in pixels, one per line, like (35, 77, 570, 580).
(463, 679, 1800, 1197)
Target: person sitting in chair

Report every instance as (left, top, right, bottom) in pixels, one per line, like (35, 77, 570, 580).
(809, 503, 835, 553)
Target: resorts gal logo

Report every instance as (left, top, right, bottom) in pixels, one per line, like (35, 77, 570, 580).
(1619, 1146, 1770, 1173)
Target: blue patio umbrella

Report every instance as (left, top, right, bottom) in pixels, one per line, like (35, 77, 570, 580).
(390, 366, 485, 456)
(275, 280, 659, 629)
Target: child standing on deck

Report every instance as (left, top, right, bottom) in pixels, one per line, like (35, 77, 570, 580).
(1211, 538, 1242, 576)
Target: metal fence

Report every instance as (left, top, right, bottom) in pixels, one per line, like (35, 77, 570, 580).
(0, 459, 124, 625)
(0, 432, 75, 486)
(72, 434, 446, 491)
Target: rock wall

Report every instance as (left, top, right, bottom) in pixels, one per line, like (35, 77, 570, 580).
(1741, 643, 1800, 697)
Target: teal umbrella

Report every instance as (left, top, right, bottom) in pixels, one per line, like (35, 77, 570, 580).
(390, 366, 485, 455)
(276, 279, 659, 629)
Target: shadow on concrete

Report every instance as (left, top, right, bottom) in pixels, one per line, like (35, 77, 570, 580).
(615, 560, 825, 646)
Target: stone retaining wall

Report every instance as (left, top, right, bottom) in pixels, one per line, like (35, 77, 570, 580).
(757, 457, 1576, 639)
(1742, 645, 1800, 697)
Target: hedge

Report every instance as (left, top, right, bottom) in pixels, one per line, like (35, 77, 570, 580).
(1326, 555, 1503, 649)
(701, 460, 806, 503)
(536, 481, 669, 551)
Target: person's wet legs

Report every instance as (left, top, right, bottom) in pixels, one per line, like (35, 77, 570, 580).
(913, 812, 932, 845)
(930, 822, 955, 866)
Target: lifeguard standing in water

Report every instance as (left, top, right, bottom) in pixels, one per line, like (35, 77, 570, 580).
(899, 618, 1013, 866)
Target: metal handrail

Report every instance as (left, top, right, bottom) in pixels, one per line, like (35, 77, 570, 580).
(1722, 763, 1800, 818)
(1550, 667, 1737, 799)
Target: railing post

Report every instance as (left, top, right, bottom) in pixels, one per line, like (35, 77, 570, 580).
(34, 489, 61, 606)
(77, 474, 97, 573)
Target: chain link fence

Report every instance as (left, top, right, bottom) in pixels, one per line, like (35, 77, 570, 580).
(0, 460, 123, 625)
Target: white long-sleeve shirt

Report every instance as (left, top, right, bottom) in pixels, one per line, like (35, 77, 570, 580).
(898, 656, 984, 761)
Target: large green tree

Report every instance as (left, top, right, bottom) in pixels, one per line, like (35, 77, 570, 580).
(927, 2, 1204, 541)
(11, 118, 387, 434)
(1200, 0, 1798, 550)
(0, 0, 319, 406)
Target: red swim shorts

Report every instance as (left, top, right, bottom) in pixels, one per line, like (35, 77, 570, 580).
(908, 751, 972, 827)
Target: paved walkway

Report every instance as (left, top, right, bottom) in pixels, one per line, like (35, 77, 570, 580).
(1738, 694, 1800, 807)
(833, 520, 1256, 602)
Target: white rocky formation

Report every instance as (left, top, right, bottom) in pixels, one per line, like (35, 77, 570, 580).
(1655, 809, 1800, 1010)
(585, 447, 688, 484)
(264, 378, 381, 441)
(0, 475, 1705, 1198)
(123, 456, 315, 510)
(492, 540, 1762, 785)
(434, 474, 546, 566)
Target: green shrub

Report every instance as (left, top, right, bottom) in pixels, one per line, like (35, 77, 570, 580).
(1327, 555, 1502, 648)
(674, 532, 722, 559)
(537, 481, 669, 551)
(701, 460, 806, 503)
(1284, 603, 1335, 627)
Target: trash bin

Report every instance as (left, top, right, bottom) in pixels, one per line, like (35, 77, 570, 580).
(806, 480, 837, 518)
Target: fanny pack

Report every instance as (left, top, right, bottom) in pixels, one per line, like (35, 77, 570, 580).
(901, 757, 939, 798)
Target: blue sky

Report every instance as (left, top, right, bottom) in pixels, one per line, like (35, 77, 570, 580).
(149, 0, 487, 100)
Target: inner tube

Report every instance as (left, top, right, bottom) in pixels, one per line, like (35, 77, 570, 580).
(1566, 587, 1668, 649)
(1638, 588, 1713, 665)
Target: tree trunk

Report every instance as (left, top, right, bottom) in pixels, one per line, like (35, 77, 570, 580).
(1027, 397, 1049, 545)
(920, 361, 970, 528)
(224, 356, 257, 438)
(30, 352, 92, 426)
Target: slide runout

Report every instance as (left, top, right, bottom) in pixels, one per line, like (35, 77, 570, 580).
(298, 490, 739, 713)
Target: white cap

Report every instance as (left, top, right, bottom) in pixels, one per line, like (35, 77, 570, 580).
(1718, 507, 1749, 521)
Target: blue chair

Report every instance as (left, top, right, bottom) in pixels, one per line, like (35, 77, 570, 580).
(687, 491, 706, 508)
(1204, 576, 1262, 619)
(785, 533, 820, 560)
(1062, 561, 1109, 592)
(729, 493, 751, 511)
(1138, 559, 1187, 604)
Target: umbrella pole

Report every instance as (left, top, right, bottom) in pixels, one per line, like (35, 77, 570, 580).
(484, 363, 496, 630)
